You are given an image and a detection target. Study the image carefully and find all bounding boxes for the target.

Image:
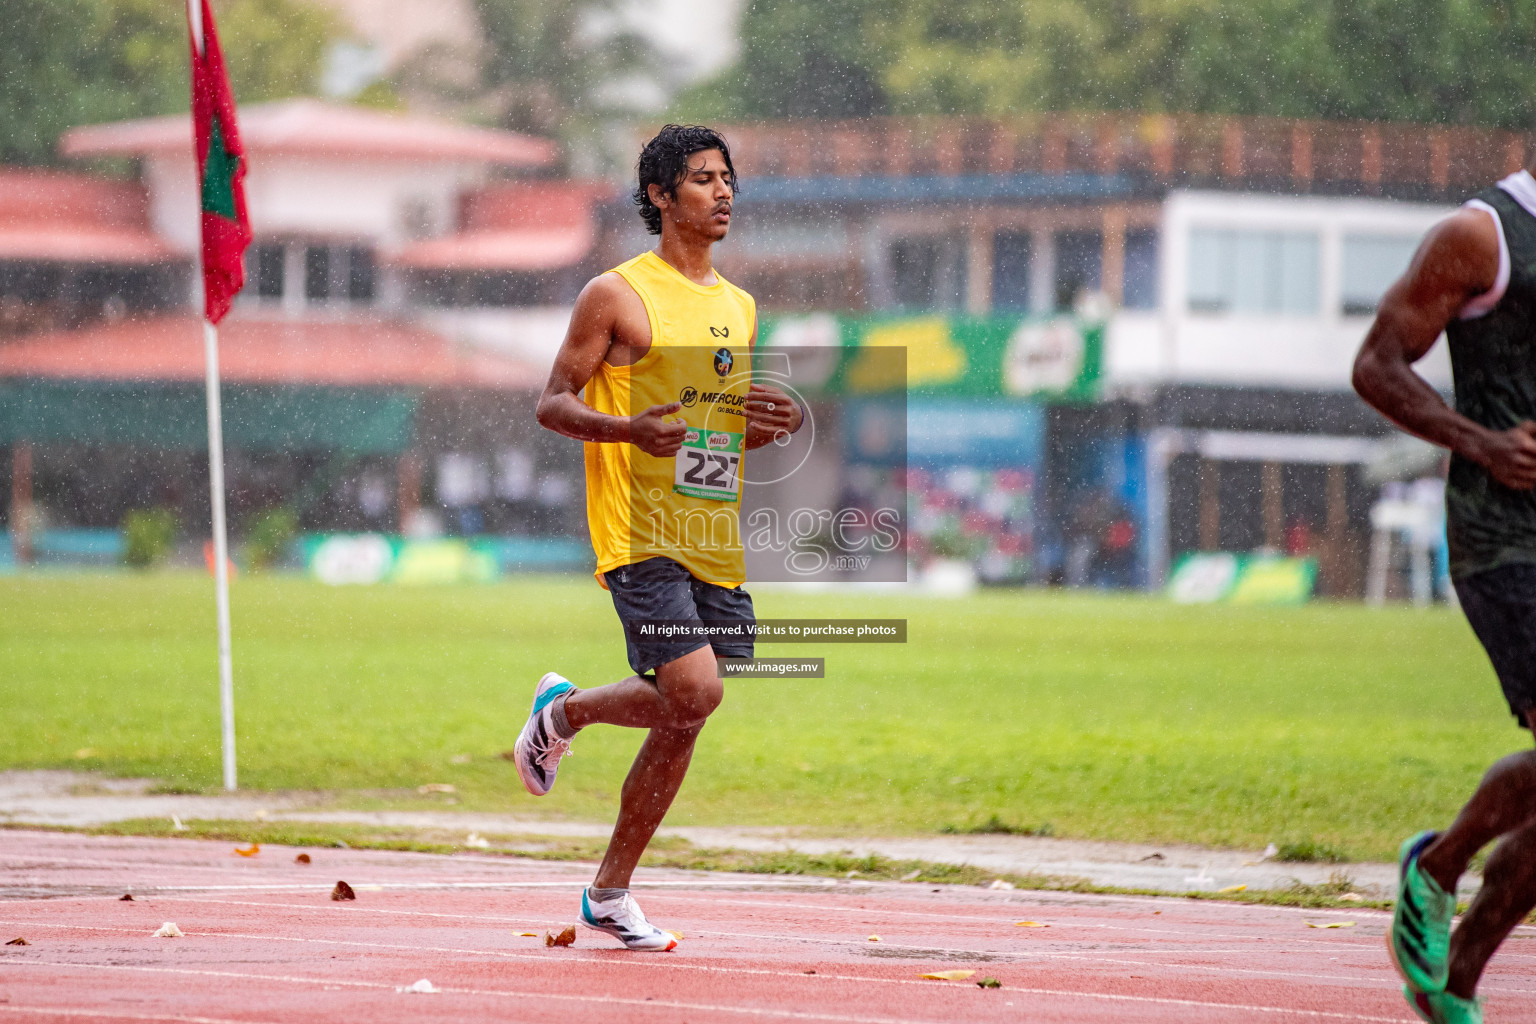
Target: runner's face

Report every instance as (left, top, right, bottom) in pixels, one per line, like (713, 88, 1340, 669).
(655, 149, 733, 241)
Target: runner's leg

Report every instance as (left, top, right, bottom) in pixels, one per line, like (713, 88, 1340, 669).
(563, 644, 720, 889)
(1418, 742, 1536, 892)
(563, 644, 722, 732)
(1414, 708, 1536, 998)
(1444, 814, 1536, 998)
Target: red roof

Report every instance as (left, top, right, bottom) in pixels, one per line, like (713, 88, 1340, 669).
(391, 181, 610, 271)
(0, 314, 540, 389)
(0, 169, 176, 264)
(61, 100, 559, 168)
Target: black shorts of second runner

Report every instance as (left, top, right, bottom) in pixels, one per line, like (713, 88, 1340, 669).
(1454, 562, 1536, 727)
(604, 556, 755, 676)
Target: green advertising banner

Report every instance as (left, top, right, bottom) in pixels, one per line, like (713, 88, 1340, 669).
(1167, 553, 1318, 606)
(758, 314, 1103, 401)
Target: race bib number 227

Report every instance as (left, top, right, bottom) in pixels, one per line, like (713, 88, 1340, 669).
(674, 428, 743, 502)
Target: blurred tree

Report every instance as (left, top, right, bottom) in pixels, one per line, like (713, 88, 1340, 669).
(734, 0, 890, 118)
(687, 0, 1536, 130)
(471, 0, 656, 135)
(2, 0, 334, 166)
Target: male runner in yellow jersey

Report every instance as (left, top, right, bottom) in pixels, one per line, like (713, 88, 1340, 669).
(519, 125, 802, 950)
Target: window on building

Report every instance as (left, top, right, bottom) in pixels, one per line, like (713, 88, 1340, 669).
(1122, 229, 1159, 310)
(304, 245, 331, 301)
(347, 245, 376, 302)
(248, 240, 376, 306)
(252, 243, 284, 299)
(888, 235, 965, 310)
(1342, 234, 1418, 316)
(1188, 228, 1319, 315)
(991, 230, 1032, 312)
(1054, 230, 1102, 311)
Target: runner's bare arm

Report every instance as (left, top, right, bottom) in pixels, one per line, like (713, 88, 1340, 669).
(742, 326, 803, 450)
(1353, 209, 1536, 490)
(536, 274, 687, 457)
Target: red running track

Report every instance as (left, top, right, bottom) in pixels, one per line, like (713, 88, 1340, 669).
(1, 829, 1533, 1023)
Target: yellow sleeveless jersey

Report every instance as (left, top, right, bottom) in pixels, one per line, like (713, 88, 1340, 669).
(584, 251, 757, 587)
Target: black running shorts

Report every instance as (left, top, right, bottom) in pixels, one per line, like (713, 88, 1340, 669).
(604, 556, 755, 676)
(1454, 562, 1536, 728)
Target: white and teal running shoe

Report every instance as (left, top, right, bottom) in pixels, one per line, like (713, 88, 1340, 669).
(1391, 830, 1455, 994)
(580, 889, 678, 951)
(511, 672, 576, 796)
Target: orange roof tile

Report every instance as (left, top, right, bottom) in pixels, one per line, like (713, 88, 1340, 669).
(0, 314, 540, 389)
(391, 227, 594, 271)
(61, 100, 559, 168)
(0, 169, 176, 264)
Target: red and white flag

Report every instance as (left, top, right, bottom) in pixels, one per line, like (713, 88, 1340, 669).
(187, 0, 251, 324)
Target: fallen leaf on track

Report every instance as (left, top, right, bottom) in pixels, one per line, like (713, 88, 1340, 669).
(1014, 921, 1048, 928)
(153, 923, 183, 938)
(6, 937, 28, 946)
(666, 930, 684, 941)
(977, 977, 1002, 989)
(867, 935, 881, 942)
(920, 970, 976, 981)
(119, 894, 134, 901)
(295, 853, 311, 864)
(1306, 921, 1355, 929)
(331, 881, 357, 901)
(234, 844, 259, 857)
(1218, 884, 1247, 893)
(517, 932, 538, 937)
(545, 925, 576, 947)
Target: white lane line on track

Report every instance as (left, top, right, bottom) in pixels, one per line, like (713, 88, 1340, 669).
(0, 959, 1026, 1024)
(641, 893, 1408, 952)
(0, 879, 838, 897)
(644, 892, 1515, 958)
(0, 1006, 278, 1024)
(2, 958, 1417, 1023)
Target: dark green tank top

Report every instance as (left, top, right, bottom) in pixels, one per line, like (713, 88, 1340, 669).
(1444, 183, 1536, 579)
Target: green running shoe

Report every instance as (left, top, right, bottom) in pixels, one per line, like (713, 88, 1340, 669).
(1406, 986, 1483, 1024)
(1390, 830, 1454, 994)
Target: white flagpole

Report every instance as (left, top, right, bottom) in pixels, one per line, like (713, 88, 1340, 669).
(189, 0, 237, 792)
(203, 318, 237, 792)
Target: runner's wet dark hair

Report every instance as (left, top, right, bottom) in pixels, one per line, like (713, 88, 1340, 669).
(633, 125, 737, 235)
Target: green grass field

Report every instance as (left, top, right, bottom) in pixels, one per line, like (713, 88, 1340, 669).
(0, 572, 1521, 861)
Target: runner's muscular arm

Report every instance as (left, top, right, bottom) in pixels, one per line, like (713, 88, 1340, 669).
(536, 274, 686, 458)
(1353, 208, 1536, 490)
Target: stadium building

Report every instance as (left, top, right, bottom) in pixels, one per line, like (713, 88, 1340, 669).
(0, 101, 605, 576)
